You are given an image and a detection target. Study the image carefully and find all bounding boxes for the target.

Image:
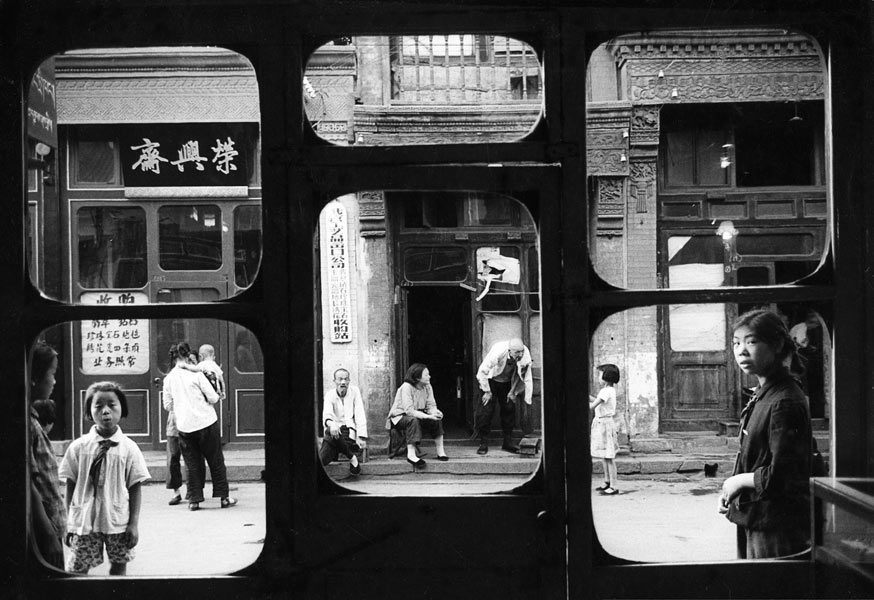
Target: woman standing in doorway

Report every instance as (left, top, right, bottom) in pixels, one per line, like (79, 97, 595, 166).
(719, 309, 812, 558)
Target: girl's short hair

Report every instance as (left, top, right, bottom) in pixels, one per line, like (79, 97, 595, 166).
(83, 381, 129, 420)
(32, 399, 56, 427)
(168, 342, 192, 368)
(30, 341, 58, 383)
(733, 309, 805, 376)
(598, 363, 621, 384)
(403, 362, 428, 385)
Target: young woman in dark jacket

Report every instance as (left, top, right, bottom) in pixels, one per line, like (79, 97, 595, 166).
(719, 309, 812, 559)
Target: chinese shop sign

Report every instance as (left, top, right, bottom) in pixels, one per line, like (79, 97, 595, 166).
(27, 59, 57, 146)
(80, 292, 149, 375)
(326, 203, 351, 343)
(120, 123, 254, 187)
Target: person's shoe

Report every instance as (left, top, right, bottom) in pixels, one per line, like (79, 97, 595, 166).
(188, 502, 200, 511)
(436, 455, 449, 462)
(406, 457, 426, 469)
(477, 442, 488, 455)
(168, 494, 182, 506)
(595, 482, 610, 491)
(501, 443, 519, 454)
(600, 487, 619, 496)
(221, 497, 238, 508)
(349, 461, 361, 475)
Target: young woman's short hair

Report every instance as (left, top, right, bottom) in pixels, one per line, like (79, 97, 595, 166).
(30, 341, 58, 384)
(403, 362, 428, 385)
(83, 381, 129, 419)
(733, 308, 805, 376)
(598, 363, 621, 384)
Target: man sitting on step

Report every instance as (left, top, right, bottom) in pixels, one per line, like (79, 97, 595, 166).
(320, 368, 367, 474)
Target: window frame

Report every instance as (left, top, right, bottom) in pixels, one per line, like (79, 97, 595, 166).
(4, 2, 872, 600)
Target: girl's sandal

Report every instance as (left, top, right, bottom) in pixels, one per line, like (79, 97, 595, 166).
(601, 487, 619, 495)
(595, 482, 610, 491)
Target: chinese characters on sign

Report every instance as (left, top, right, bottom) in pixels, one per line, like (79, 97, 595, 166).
(80, 292, 150, 375)
(326, 203, 352, 343)
(132, 136, 237, 175)
(121, 123, 254, 187)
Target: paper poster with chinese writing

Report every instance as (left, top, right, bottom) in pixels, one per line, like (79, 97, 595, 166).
(80, 292, 150, 374)
(326, 202, 352, 343)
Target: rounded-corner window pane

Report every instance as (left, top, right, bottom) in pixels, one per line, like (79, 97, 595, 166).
(585, 28, 827, 289)
(28, 320, 264, 574)
(305, 36, 543, 145)
(26, 47, 261, 302)
(316, 191, 541, 493)
(589, 302, 831, 562)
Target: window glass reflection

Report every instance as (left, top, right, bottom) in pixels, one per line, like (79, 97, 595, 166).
(76, 140, 119, 185)
(586, 29, 827, 290)
(78, 207, 147, 289)
(305, 36, 542, 145)
(234, 205, 262, 288)
(317, 193, 541, 493)
(590, 303, 831, 562)
(158, 205, 223, 271)
(29, 321, 264, 574)
(27, 47, 261, 302)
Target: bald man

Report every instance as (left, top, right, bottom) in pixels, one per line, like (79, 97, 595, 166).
(474, 338, 533, 454)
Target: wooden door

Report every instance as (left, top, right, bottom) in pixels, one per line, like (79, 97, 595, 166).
(659, 230, 733, 430)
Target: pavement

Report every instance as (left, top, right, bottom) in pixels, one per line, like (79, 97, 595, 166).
(56, 473, 742, 576)
(50, 431, 767, 574)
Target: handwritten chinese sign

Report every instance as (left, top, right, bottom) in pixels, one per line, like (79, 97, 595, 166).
(326, 203, 352, 343)
(80, 292, 150, 375)
(121, 123, 254, 187)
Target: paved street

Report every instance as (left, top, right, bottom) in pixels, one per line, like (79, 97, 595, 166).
(58, 472, 740, 576)
(63, 482, 267, 576)
(592, 474, 737, 562)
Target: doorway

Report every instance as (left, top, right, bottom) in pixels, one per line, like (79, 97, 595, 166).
(406, 286, 472, 435)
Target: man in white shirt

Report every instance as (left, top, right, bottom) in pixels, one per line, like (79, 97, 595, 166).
(474, 338, 533, 455)
(319, 368, 367, 474)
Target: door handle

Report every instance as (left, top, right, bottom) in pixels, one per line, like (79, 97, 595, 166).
(153, 377, 163, 386)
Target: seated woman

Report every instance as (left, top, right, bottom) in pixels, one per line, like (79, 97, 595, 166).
(386, 363, 449, 468)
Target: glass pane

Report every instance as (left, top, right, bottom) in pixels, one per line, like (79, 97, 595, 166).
(590, 303, 831, 562)
(26, 47, 261, 303)
(696, 130, 728, 186)
(77, 140, 118, 184)
(528, 247, 540, 311)
(586, 29, 828, 290)
(158, 205, 223, 271)
(234, 324, 264, 373)
(29, 321, 265, 574)
(404, 247, 468, 282)
(317, 193, 541, 493)
(305, 36, 543, 145)
(78, 207, 147, 289)
(234, 205, 262, 288)
(664, 131, 695, 186)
